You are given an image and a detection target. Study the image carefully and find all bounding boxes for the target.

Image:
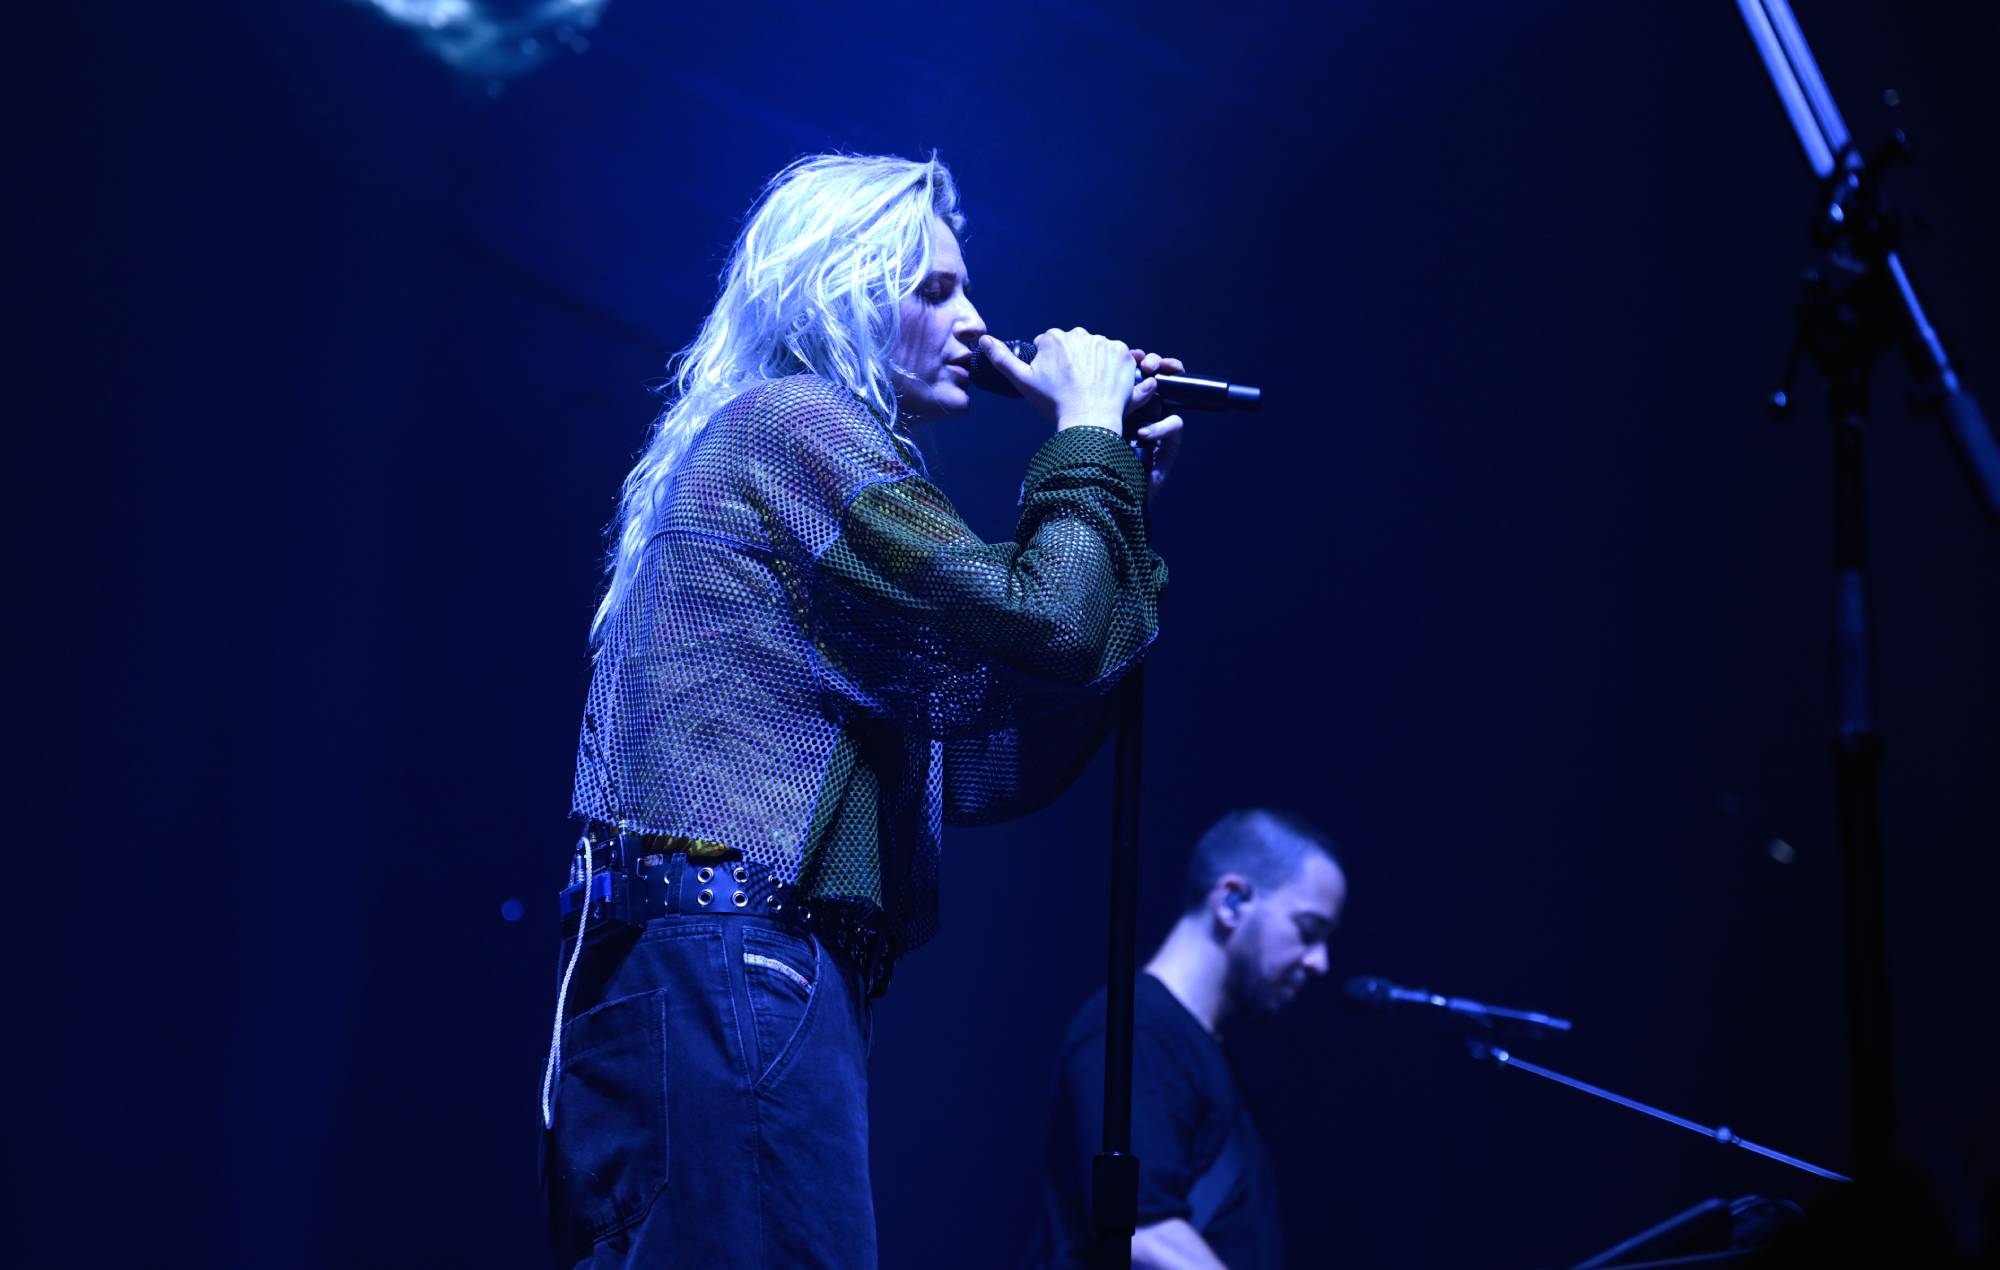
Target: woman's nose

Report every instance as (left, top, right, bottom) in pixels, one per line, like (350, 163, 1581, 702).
(957, 299, 987, 344)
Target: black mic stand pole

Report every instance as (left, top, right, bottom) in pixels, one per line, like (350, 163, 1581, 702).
(1092, 438, 1158, 1270)
(1732, 0, 2000, 1193)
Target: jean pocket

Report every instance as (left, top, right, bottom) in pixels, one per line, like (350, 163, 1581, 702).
(741, 928, 818, 1088)
(547, 988, 670, 1246)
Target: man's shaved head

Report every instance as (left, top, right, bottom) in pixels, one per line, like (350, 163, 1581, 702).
(1183, 809, 1339, 913)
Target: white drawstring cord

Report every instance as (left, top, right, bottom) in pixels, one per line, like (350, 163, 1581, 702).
(541, 835, 592, 1130)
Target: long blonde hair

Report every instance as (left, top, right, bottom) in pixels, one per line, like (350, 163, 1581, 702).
(590, 152, 964, 643)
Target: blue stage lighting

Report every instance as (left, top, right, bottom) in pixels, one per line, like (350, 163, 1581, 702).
(356, 0, 608, 83)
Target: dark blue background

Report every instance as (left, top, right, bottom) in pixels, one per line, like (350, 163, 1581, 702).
(22, 1, 1999, 1265)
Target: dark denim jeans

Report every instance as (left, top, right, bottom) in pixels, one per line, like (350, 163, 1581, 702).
(542, 913, 876, 1267)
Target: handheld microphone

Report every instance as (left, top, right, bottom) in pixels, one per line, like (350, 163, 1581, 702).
(967, 337, 1262, 413)
(1344, 975, 1574, 1034)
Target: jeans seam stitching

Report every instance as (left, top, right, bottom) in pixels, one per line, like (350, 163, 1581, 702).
(750, 963, 820, 1092)
(565, 990, 673, 1245)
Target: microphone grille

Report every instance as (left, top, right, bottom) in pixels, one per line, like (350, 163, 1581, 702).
(966, 338, 1033, 398)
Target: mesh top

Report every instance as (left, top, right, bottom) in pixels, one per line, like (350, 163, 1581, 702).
(573, 374, 1165, 959)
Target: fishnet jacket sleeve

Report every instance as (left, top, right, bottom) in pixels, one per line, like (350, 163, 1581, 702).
(790, 388, 1165, 748)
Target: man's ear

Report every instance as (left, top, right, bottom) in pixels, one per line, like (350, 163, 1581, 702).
(1213, 875, 1254, 931)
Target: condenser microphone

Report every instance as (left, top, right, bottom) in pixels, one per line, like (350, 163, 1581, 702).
(1344, 976, 1574, 1034)
(967, 337, 1262, 413)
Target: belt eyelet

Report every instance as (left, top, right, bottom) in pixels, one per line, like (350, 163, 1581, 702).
(732, 890, 748, 908)
(697, 888, 714, 907)
(696, 866, 713, 883)
(732, 865, 749, 884)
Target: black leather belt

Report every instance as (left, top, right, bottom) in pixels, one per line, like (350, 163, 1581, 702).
(559, 832, 791, 923)
(559, 829, 896, 997)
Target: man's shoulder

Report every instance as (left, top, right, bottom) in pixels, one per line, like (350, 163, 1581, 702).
(1058, 979, 1204, 1065)
(1059, 986, 1111, 1049)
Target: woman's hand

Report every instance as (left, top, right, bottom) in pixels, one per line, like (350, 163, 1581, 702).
(1126, 349, 1185, 500)
(978, 328, 1136, 434)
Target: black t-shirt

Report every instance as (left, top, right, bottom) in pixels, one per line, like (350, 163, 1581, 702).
(1038, 973, 1284, 1269)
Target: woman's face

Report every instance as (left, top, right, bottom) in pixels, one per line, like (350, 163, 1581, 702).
(891, 216, 986, 420)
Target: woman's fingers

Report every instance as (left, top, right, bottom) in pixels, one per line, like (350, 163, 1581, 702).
(1034, 327, 1146, 431)
(1129, 416, 1184, 496)
(1113, 346, 1187, 490)
(981, 334, 1034, 386)
(1128, 349, 1188, 380)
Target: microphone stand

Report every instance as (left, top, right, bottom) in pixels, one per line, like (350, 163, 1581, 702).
(1731, 0, 2000, 1190)
(1092, 438, 1157, 1270)
(970, 350, 1217, 1268)
(1463, 1039, 1851, 1184)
